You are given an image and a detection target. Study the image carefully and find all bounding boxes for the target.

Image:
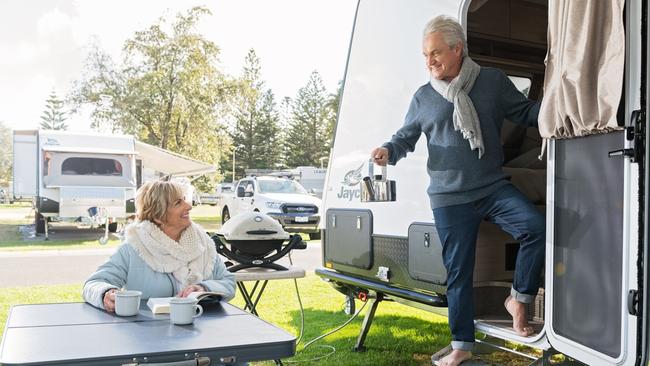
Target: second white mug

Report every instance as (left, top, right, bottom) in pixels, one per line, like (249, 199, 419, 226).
(169, 298, 203, 325)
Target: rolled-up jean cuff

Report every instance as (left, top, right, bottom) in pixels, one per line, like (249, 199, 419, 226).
(511, 287, 535, 304)
(451, 341, 474, 351)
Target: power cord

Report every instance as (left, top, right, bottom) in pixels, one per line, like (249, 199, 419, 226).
(282, 251, 370, 364)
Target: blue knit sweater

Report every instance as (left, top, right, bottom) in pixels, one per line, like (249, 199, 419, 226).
(383, 68, 540, 209)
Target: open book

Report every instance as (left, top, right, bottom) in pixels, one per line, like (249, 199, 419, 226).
(147, 291, 225, 314)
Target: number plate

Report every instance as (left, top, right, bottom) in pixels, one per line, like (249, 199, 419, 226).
(295, 216, 309, 223)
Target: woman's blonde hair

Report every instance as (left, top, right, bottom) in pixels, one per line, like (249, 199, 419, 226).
(135, 180, 185, 224)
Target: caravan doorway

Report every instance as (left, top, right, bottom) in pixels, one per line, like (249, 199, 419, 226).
(468, 1, 632, 362)
(464, 0, 549, 341)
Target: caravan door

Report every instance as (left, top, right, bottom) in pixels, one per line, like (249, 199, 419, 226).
(544, 0, 645, 365)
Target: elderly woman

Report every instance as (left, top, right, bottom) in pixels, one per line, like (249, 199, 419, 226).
(83, 180, 235, 312)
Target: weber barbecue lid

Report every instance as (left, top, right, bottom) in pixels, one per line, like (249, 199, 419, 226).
(217, 212, 290, 241)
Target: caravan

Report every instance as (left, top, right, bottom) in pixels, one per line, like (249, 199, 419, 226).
(317, 0, 650, 365)
(13, 130, 215, 239)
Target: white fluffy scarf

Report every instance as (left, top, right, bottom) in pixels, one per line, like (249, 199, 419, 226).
(430, 56, 484, 158)
(125, 220, 216, 287)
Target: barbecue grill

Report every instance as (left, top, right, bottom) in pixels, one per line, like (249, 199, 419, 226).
(212, 212, 307, 272)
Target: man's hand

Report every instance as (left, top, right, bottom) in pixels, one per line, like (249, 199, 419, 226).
(103, 289, 117, 313)
(178, 284, 206, 297)
(371, 147, 389, 166)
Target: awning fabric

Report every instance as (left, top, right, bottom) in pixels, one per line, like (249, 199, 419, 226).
(134, 141, 216, 177)
(538, 0, 625, 140)
(42, 146, 136, 155)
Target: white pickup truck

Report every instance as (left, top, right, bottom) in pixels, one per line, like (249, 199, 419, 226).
(217, 176, 322, 240)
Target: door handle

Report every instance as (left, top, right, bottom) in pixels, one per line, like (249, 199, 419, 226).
(608, 148, 634, 158)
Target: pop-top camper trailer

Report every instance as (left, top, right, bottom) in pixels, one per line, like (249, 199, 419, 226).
(12, 130, 215, 240)
(317, 0, 650, 365)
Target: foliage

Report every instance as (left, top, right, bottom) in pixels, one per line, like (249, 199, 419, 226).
(39, 90, 68, 130)
(228, 49, 282, 181)
(284, 71, 335, 167)
(0, 121, 11, 187)
(327, 80, 343, 142)
(70, 6, 233, 187)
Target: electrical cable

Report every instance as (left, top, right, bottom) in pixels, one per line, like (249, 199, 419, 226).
(287, 252, 305, 345)
(282, 247, 370, 364)
(301, 300, 368, 350)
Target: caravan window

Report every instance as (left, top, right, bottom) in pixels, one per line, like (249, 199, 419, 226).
(508, 76, 532, 98)
(61, 157, 123, 176)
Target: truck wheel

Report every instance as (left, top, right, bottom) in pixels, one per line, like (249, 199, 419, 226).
(222, 207, 230, 224)
(108, 222, 118, 233)
(35, 213, 46, 234)
(309, 231, 321, 241)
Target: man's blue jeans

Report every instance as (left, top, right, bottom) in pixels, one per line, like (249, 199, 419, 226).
(432, 184, 545, 351)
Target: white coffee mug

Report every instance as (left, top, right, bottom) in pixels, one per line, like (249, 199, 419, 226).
(169, 297, 203, 325)
(114, 290, 142, 316)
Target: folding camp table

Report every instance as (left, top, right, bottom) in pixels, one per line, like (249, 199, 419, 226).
(0, 301, 295, 365)
(232, 266, 306, 316)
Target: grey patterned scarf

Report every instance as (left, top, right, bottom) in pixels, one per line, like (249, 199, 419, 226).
(429, 56, 484, 158)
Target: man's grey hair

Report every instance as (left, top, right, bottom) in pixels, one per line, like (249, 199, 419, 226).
(423, 15, 467, 57)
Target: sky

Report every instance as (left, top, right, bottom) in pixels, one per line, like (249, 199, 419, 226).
(0, 0, 357, 132)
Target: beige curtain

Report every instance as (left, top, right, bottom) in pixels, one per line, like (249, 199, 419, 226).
(538, 0, 625, 140)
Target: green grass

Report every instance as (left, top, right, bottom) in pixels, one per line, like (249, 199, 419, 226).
(0, 222, 121, 251)
(0, 275, 452, 365)
(0, 275, 537, 365)
(0, 283, 83, 336)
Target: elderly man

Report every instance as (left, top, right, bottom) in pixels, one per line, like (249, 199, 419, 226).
(371, 15, 544, 366)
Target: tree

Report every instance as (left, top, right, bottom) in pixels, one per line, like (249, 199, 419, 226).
(40, 90, 67, 130)
(0, 121, 12, 187)
(284, 71, 333, 167)
(71, 7, 234, 188)
(229, 49, 282, 180)
(325, 80, 343, 155)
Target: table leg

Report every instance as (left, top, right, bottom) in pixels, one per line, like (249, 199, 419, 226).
(237, 282, 258, 316)
(250, 280, 268, 313)
(237, 280, 271, 317)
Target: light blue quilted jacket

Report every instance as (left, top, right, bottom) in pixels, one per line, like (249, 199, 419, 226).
(83, 243, 236, 310)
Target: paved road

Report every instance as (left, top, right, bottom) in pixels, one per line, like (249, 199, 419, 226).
(0, 205, 323, 287)
(0, 241, 323, 287)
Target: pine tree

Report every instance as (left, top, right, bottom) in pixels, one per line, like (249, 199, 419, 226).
(284, 71, 333, 167)
(0, 121, 11, 187)
(230, 49, 282, 178)
(40, 90, 67, 130)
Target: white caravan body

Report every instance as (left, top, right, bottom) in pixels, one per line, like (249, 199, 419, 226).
(291, 166, 327, 197)
(319, 0, 650, 365)
(13, 130, 215, 229)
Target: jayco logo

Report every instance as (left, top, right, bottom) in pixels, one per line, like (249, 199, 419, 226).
(337, 163, 363, 201)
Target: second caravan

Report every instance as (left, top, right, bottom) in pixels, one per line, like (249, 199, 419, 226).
(13, 129, 216, 239)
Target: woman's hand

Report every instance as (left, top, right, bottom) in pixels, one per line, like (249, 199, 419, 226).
(178, 284, 206, 297)
(103, 289, 117, 312)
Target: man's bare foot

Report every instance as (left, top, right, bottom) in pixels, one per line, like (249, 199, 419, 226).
(434, 349, 472, 366)
(504, 295, 535, 337)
